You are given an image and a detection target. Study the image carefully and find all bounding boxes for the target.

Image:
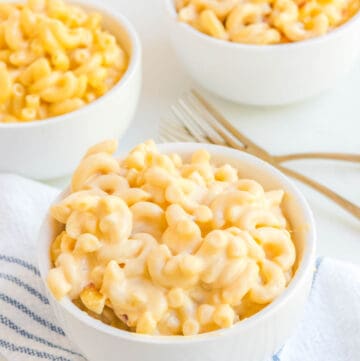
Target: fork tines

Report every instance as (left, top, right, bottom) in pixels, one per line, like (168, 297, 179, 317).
(160, 91, 239, 147)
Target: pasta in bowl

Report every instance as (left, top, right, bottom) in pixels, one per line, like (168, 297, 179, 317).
(38, 140, 316, 361)
(175, 0, 360, 44)
(0, 0, 128, 122)
(165, 0, 360, 105)
(0, 0, 141, 179)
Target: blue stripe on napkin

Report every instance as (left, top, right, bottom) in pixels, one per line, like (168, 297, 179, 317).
(0, 254, 40, 277)
(0, 273, 49, 304)
(0, 340, 73, 361)
(0, 315, 83, 358)
(0, 293, 65, 336)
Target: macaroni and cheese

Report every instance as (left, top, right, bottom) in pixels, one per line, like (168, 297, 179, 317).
(0, 0, 127, 123)
(176, 0, 360, 44)
(47, 140, 297, 336)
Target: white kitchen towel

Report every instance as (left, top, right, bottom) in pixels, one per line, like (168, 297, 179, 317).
(0, 173, 359, 361)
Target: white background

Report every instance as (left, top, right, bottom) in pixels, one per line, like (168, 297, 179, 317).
(47, 0, 360, 265)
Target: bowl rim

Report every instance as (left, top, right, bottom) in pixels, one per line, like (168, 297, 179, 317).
(0, 0, 142, 129)
(164, 0, 360, 50)
(38, 142, 316, 344)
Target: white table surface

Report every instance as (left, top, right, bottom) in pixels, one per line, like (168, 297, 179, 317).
(45, 0, 360, 268)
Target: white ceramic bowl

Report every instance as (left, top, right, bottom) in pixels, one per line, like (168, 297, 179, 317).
(164, 0, 360, 106)
(38, 142, 316, 361)
(0, 1, 141, 180)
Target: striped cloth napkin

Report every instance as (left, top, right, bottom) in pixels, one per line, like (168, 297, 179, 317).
(0, 174, 84, 361)
(0, 173, 359, 361)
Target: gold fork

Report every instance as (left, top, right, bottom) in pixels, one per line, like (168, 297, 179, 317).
(159, 90, 360, 221)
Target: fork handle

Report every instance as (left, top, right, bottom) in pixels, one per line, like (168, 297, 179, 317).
(275, 152, 360, 163)
(276, 164, 360, 220)
(200, 122, 360, 219)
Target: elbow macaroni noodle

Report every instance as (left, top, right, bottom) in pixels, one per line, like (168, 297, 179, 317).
(0, 0, 127, 123)
(47, 140, 297, 336)
(176, 0, 360, 44)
